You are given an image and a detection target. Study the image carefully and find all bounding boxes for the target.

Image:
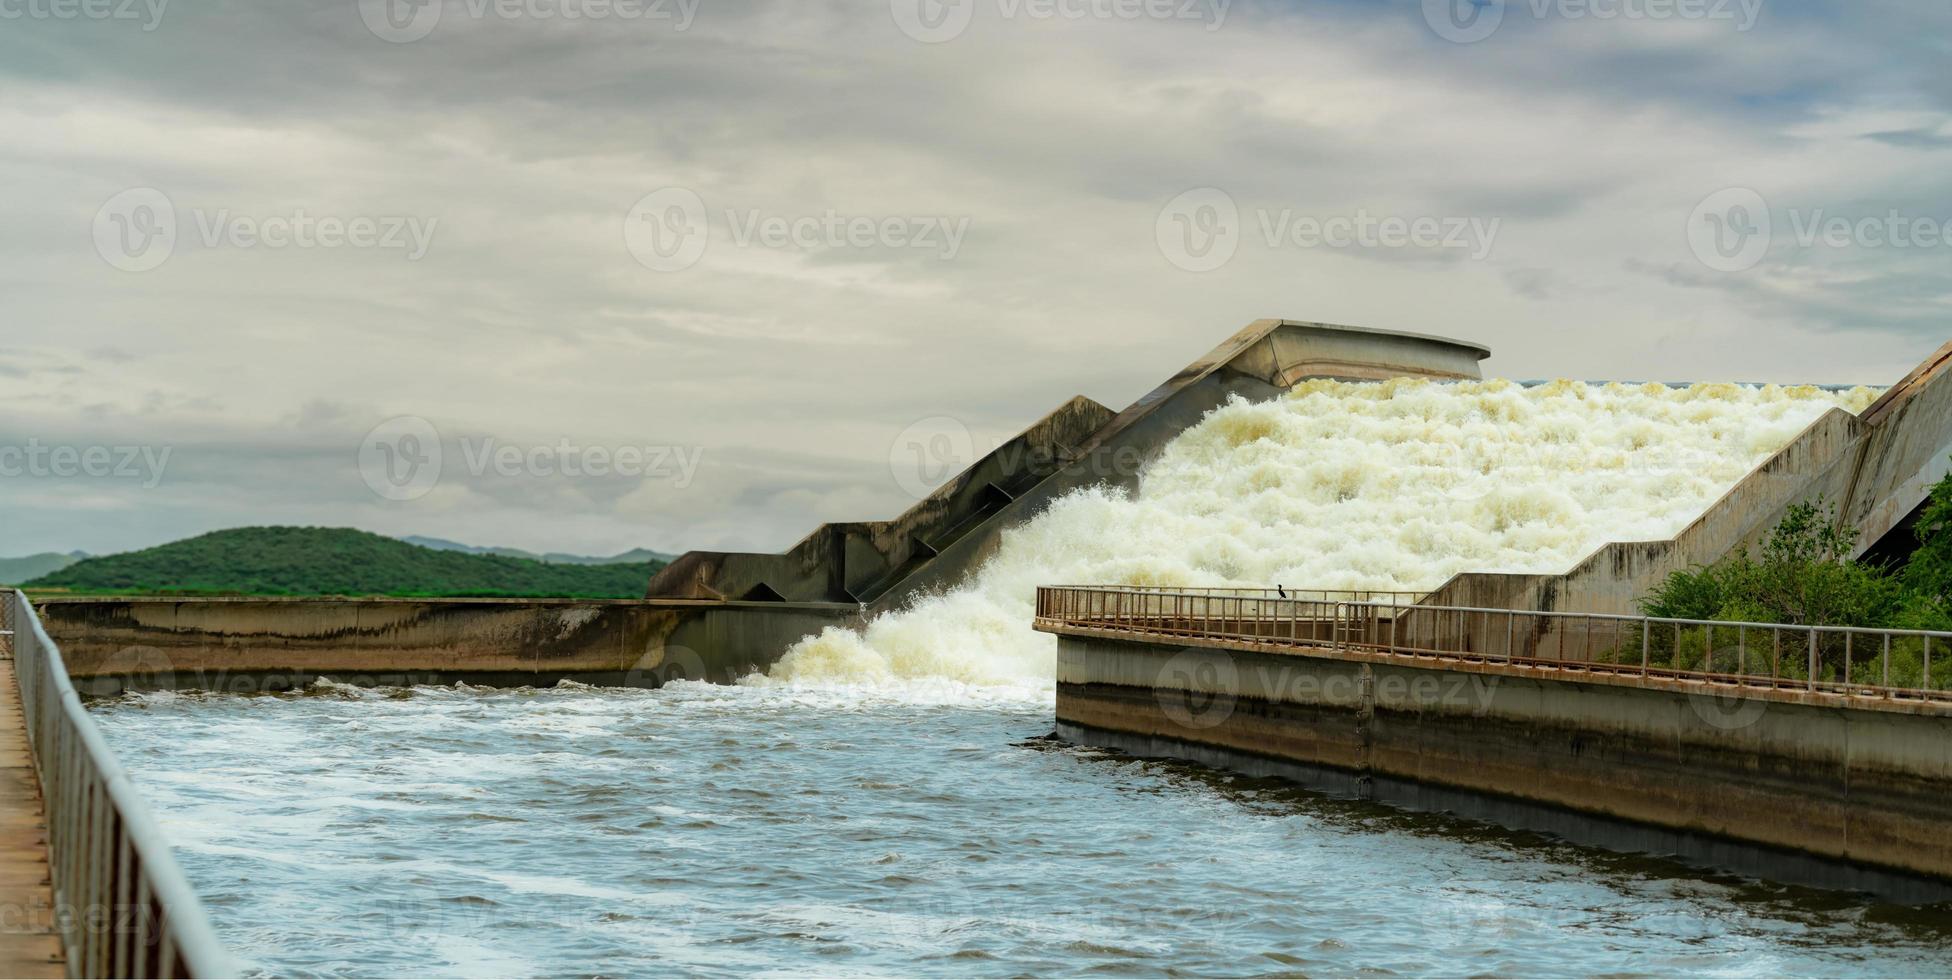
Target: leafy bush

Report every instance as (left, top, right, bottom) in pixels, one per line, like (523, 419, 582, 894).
(1634, 499, 1921, 683)
(1641, 501, 1899, 628)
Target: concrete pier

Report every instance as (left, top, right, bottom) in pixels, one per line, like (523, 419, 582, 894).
(1046, 621, 1952, 900)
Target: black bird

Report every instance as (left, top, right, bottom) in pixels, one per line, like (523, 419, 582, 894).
(1276, 585, 1287, 598)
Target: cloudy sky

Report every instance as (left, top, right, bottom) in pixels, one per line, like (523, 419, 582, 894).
(2, 0, 1949, 559)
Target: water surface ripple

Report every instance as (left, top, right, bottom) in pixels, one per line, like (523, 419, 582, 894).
(91, 682, 1952, 977)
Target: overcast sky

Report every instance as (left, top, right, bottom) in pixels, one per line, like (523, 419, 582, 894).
(2, 0, 1949, 559)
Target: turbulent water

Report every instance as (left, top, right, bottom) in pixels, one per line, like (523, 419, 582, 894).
(90, 377, 1919, 977)
(92, 682, 1952, 978)
(766, 379, 1879, 688)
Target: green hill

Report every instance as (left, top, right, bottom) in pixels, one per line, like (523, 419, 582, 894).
(0, 552, 87, 586)
(399, 535, 676, 565)
(25, 527, 664, 599)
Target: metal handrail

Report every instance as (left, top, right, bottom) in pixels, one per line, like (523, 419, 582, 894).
(1033, 585, 1952, 704)
(2, 590, 229, 978)
(1041, 585, 1429, 602)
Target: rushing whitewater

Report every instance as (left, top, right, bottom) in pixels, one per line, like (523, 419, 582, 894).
(760, 378, 1880, 689)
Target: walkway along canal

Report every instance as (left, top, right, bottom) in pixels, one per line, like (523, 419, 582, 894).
(0, 589, 228, 978)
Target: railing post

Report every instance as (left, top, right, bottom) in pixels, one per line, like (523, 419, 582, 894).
(1808, 629, 1818, 692)
(1641, 619, 1650, 675)
(1883, 633, 1891, 689)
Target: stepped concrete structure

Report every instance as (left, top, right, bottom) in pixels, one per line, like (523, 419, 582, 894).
(647, 319, 1490, 611)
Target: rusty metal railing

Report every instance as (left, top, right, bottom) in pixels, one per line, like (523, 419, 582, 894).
(2, 590, 229, 978)
(1034, 585, 1952, 704)
(1043, 585, 1428, 604)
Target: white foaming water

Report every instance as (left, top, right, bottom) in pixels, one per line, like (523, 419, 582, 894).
(755, 378, 1879, 691)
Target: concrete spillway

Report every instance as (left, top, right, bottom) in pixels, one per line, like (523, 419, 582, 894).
(1430, 341, 1952, 615)
(646, 319, 1489, 661)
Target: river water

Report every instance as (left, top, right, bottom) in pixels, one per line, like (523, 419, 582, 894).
(92, 680, 1952, 977)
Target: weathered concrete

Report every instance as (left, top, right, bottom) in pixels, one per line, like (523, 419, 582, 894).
(647, 318, 1489, 627)
(35, 596, 858, 695)
(1429, 341, 1952, 617)
(1050, 627, 1952, 899)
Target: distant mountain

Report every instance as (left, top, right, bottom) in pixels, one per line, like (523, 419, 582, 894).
(27, 527, 664, 599)
(0, 551, 89, 586)
(400, 535, 677, 565)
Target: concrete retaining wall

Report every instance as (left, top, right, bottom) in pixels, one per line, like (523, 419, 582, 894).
(1055, 630, 1952, 899)
(35, 596, 857, 695)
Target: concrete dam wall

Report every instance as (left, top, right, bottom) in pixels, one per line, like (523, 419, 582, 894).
(37, 596, 858, 695)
